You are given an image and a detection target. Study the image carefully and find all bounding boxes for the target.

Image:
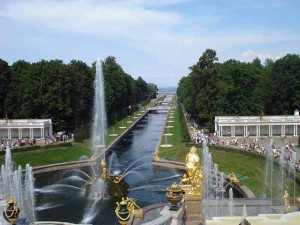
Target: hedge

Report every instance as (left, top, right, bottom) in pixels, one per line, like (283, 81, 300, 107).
(0, 142, 72, 156)
(179, 105, 191, 142)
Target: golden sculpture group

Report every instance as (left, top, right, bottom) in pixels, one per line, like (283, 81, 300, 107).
(184, 146, 204, 197)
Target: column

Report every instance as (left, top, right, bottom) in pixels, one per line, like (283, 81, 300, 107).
(8, 128, 11, 139)
(296, 125, 298, 136)
(40, 128, 43, 139)
(256, 125, 259, 137)
(30, 128, 33, 139)
(246, 125, 248, 137)
(243, 126, 246, 137)
(233, 126, 236, 137)
(269, 125, 271, 137)
(49, 121, 53, 137)
(294, 125, 296, 136)
(20, 129, 22, 139)
(281, 125, 285, 137)
(271, 125, 273, 136)
(215, 122, 217, 133)
(18, 128, 21, 139)
(258, 125, 260, 137)
(42, 128, 45, 139)
(220, 126, 222, 137)
(231, 126, 233, 137)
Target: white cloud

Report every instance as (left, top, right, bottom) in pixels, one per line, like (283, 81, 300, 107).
(0, 0, 299, 86)
(241, 49, 282, 62)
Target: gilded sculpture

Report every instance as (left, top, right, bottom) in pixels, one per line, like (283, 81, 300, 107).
(100, 159, 110, 180)
(166, 182, 184, 210)
(115, 197, 143, 225)
(227, 172, 240, 183)
(283, 191, 292, 213)
(185, 146, 204, 197)
(180, 174, 190, 185)
(3, 196, 20, 225)
(153, 152, 160, 161)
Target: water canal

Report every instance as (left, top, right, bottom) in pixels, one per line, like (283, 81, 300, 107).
(35, 107, 182, 224)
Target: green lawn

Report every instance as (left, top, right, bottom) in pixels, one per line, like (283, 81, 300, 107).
(159, 144, 300, 197)
(159, 107, 187, 160)
(0, 142, 91, 168)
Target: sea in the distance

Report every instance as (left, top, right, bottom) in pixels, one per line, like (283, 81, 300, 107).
(158, 86, 177, 93)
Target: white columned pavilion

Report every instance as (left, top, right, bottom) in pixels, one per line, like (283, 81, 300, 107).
(215, 112, 300, 137)
(0, 119, 52, 139)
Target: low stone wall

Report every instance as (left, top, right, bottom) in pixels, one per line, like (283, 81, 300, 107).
(153, 159, 186, 171)
(226, 178, 256, 198)
(32, 159, 97, 175)
(34, 222, 91, 225)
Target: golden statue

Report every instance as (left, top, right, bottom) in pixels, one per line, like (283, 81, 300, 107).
(127, 197, 143, 216)
(153, 152, 160, 161)
(283, 191, 292, 213)
(227, 172, 240, 183)
(113, 174, 123, 184)
(100, 159, 110, 180)
(180, 174, 190, 185)
(185, 146, 204, 197)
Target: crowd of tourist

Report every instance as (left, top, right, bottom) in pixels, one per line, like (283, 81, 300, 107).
(0, 133, 73, 151)
(183, 109, 300, 173)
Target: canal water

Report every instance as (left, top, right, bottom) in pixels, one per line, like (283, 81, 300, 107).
(35, 110, 182, 224)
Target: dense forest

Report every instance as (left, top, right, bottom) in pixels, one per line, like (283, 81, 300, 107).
(177, 49, 300, 131)
(0, 56, 157, 131)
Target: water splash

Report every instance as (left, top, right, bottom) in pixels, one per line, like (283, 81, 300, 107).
(35, 203, 66, 211)
(151, 174, 181, 183)
(81, 179, 106, 224)
(122, 155, 152, 175)
(129, 185, 165, 191)
(91, 59, 107, 157)
(228, 188, 234, 216)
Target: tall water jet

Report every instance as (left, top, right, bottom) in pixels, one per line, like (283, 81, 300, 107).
(264, 139, 274, 204)
(0, 147, 35, 223)
(278, 146, 286, 205)
(91, 59, 107, 157)
(24, 164, 36, 222)
(228, 188, 234, 216)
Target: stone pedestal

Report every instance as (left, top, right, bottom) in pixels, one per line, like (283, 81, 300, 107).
(184, 196, 205, 225)
(160, 205, 184, 225)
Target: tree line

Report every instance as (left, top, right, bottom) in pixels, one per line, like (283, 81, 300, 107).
(0, 56, 157, 132)
(177, 49, 300, 131)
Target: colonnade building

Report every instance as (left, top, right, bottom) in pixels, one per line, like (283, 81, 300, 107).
(215, 110, 300, 137)
(0, 119, 52, 139)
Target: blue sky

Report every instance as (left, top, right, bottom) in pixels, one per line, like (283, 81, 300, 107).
(0, 0, 299, 87)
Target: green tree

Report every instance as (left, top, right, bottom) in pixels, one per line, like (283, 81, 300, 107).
(0, 59, 11, 118)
